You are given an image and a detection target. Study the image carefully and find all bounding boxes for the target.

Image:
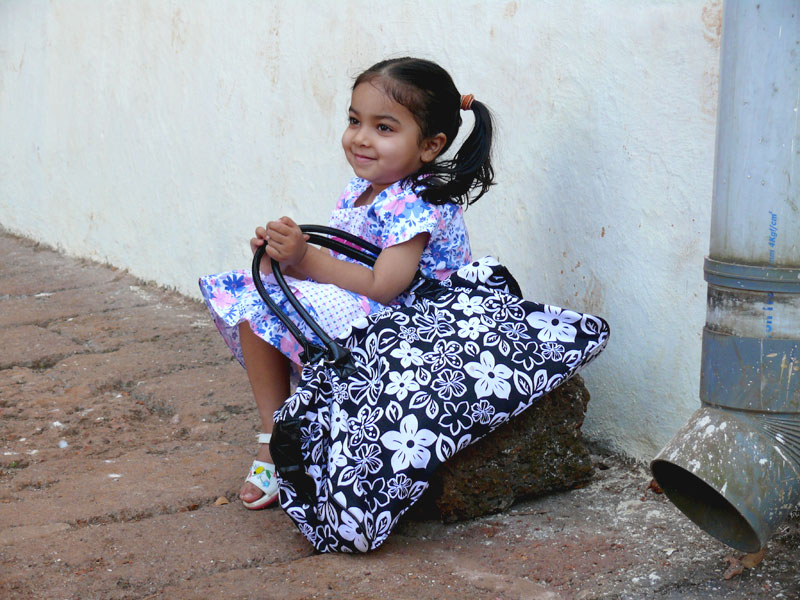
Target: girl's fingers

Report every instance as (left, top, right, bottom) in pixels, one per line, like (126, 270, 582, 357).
(267, 221, 291, 237)
(270, 217, 302, 235)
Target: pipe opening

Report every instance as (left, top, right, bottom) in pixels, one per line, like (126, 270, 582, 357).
(651, 460, 761, 553)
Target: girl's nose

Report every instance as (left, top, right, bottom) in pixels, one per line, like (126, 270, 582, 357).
(352, 128, 369, 147)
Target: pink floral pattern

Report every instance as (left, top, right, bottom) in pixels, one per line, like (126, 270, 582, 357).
(199, 177, 472, 367)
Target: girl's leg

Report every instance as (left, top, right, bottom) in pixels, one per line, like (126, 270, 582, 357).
(238, 322, 290, 503)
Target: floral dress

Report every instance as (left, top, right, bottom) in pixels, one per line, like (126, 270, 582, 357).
(198, 177, 472, 368)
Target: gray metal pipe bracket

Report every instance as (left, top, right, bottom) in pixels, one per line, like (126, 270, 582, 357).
(705, 258, 800, 293)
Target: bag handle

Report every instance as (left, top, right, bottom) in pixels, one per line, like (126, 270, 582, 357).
(250, 225, 384, 375)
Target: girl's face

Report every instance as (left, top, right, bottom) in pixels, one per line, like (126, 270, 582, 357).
(342, 81, 444, 197)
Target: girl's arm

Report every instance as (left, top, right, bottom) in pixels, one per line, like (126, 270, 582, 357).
(265, 217, 427, 305)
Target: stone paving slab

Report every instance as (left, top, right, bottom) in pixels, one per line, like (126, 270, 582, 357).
(45, 303, 215, 352)
(1, 503, 311, 599)
(40, 333, 227, 391)
(153, 537, 563, 600)
(0, 235, 77, 276)
(0, 324, 85, 369)
(2, 229, 800, 600)
(1, 444, 244, 527)
(0, 280, 152, 328)
(0, 258, 122, 296)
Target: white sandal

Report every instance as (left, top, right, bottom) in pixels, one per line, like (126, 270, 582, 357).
(241, 433, 279, 510)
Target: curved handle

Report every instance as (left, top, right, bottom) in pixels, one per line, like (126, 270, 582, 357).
(251, 243, 325, 364)
(250, 225, 386, 374)
(300, 224, 382, 258)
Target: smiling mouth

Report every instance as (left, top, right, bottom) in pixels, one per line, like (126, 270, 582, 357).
(353, 153, 376, 163)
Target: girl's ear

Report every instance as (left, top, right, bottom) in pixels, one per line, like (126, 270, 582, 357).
(420, 133, 447, 164)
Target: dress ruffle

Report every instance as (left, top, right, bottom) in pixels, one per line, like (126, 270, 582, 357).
(199, 269, 382, 366)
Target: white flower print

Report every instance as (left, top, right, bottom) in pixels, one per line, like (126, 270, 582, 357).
(349, 404, 383, 445)
(337, 507, 369, 552)
(498, 321, 530, 341)
(511, 340, 545, 370)
(387, 310, 411, 326)
(408, 390, 439, 420)
(350, 332, 379, 363)
(349, 356, 386, 405)
(457, 256, 500, 283)
(422, 339, 463, 371)
(431, 368, 467, 401)
(440, 400, 473, 436)
(374, 307, 394, 321)
(540, 341, 565, 361)
(452, 292, 485, 317)
(415, 310, 455, 341)
(360, 478, 390, 513)
(372, 509, 395, 543)
(465, 351, 513, 399)
(301, 421, 322, 452)
(352, 443, 383, 479)
(385, 370, 420, 401)
(527, 306, 580, 343)
(306, 464, 324, 493)
(330, 403, 350, 439)
(398, 325, 419, 343)
(386, 473, 413, 499)
(380, 414, 437, 472)
(484, 294, 525, 321)
(471, 399, 495, 425)
(332, 381, 350, 403)
(457, 316, 489, 340)
(327, 440, 348, 471)
(318, 524, 340, 552)
(389, 340, 424, 368)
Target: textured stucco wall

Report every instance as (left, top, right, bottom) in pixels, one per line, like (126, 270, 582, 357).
(0, 0, 722, 460)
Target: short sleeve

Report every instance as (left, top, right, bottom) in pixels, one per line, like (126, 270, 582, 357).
(375, 185, 450, 249)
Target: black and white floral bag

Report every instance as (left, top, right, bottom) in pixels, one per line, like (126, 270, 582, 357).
(252, 226, 609, 553)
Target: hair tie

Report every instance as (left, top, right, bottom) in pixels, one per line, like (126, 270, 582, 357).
(460, 94, 475, 111)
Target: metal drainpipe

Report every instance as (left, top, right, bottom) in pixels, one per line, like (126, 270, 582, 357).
(650, 1, 800, 553)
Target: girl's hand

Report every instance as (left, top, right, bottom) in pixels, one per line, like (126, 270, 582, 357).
(265, 216, 310, 267)
(250, 226, 269, 255)
(250, 226, 273, 275)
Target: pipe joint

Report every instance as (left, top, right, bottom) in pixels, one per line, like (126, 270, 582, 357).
(705, 258, 800, 294)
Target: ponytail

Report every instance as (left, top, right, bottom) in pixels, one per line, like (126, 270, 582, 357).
(354, 57, 495, 208)
(413, 99, 495, 207)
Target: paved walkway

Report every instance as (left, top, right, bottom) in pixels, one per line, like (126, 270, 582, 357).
(1, 230, 798, 599)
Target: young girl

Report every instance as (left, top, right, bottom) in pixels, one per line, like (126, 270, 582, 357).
(199, 57, 495, 509)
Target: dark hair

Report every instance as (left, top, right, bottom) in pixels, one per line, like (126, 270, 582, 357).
(353, 57, 494, 207)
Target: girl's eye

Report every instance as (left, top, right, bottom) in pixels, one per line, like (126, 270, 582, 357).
(348, 116, 359, 126)
(377, 124, 392, 132)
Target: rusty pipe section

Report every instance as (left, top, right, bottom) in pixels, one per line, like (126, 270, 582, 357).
(651, 1, 800, 552)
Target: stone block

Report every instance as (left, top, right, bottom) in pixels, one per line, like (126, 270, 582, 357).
(412, 375, 593, 522)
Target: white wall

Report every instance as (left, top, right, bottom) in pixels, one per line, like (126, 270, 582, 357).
(0, 0, 722, 460)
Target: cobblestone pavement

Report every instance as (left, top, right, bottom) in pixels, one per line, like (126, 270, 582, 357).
(2, 230, 799, 599)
